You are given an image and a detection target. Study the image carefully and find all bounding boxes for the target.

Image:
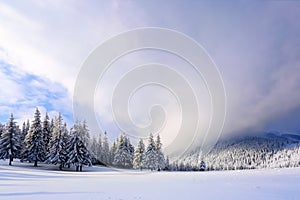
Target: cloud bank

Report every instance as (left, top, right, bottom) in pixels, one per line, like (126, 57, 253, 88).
(0, 1, 299, 150)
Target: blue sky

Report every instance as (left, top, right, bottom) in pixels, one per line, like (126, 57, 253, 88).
(0, 1, 299, 146)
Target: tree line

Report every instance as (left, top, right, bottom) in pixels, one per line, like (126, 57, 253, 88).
(91, 132, 168, 171)
(0, 109, 92, 171)
(0, 108, 169, 171)
(173, 136, 300, 171)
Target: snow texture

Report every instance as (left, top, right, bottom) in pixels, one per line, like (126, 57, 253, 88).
(0, 160, 299, 200)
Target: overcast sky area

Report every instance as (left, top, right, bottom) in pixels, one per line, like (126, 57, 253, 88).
(0, 1, 300, 150)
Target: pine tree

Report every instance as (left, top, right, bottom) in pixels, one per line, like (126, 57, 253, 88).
(0, 114, 20, 165)
(48, 119, 54, 151)
(133, 139, 145, 170)
(102, 131, 110, 164)
(90, 136, 99, 164)
(144, 133, 157, 170)
(0, 123, 4, 138)
(25, 108, 46, 167)
(110, 141, 117, 164)
(66, 124, 92, 171)
(165, 156, 170, 170)
(47, 114, 68, 170)
(200, 160, 206, 171)
(113, 133, 134, 168)
(80, 120, 90, 148)
(42, 113, 51, 152)
(155, 134, 165, 171)
(97, 133, 103, 162)
(20, 121, 30, 162)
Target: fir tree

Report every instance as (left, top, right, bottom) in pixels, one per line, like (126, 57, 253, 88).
(80, 120, 90, 148)
(165, 156, 170, 170)
(97, 133, 103, 162)
(66, 123, 92, 171)
(47, 115, 68, 170)
(48, 118, 54, 151)
(102, 131, 110, 164)
(113, 133, 134, 168)
(0, 123, 4, 138)
(200, 160, 206, 171)
(20, 121, 30, 162)
(144, 133, 157, 170)
(42, 113, 51, 152)
(109, 141, 117, 164)
(0, 114, 20, 165)
(25, 108, 46, 167)
(155, 134, 165, 171)
(90, 136, 99, 164)
(133, 139, 145, 170)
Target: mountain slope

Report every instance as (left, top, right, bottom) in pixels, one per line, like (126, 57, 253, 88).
(173, 132, 300, 171)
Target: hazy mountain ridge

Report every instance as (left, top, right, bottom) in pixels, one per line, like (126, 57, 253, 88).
(172, 131, 300, 171)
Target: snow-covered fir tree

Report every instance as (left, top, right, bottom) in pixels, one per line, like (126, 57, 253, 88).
(90, 136, 99, 163)
(48, 119, 54, 150)
(165, 156, 170, 170)
(0, 123, 4, 138)
(144, 133, 157, 170)
(0, 114, 20, 165)
(113, 133, 134, 168)
(20, 122, 27, 145)
(155, 134, 165, 171)
(47, 114, 68, 170)
(200, 161, 206, 171)
(80, 120, 90, 148)
(102, 131, 110, 164)
(109, 141, 117, 164)
(25, 108, 46, 167)
(133, 139, 145, 170)
(42, 113, 51, 152)
(66, 122, 92, 171)
(19, 120, 30, 162)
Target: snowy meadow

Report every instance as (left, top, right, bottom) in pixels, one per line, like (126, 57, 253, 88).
(1, 160, 300, 200)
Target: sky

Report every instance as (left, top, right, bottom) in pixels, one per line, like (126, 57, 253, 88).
(0, 1, 300, 152)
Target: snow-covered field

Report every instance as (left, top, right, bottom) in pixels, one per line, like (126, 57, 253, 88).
(0, 161, 300, 200)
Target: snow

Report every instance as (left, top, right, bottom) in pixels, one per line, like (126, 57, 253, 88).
(0, 160, 300, 200)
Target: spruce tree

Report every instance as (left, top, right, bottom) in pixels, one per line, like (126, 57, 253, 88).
(109, 141, 117, 164)
(0, 123, 4, 138)
(47, 114, 68, 170)
(165, 156, 170, 171)
(113, 133, 134, 168)
(90, 136, 99, 163)
(200, 160, 206, 171)
(97, 133, 103, 162)
(133, 139, 145, 170)
(102, 131, 110, 164)
(80, 120, 90, 148)
(66, 122, 92, 171)
(0, 114, 20, 165)
(155, 134, 165, 171)
(144, 133, 157, 170)
(25, 108, 46, 167)
(20, 121, 30, 162)
(42, 113, 51, 152)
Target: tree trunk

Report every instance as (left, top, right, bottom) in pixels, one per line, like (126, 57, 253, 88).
(34, 160, 38, 167)
(80, 165, 82, 172)
(59, 164, 62, 170)
(76, 166, 79, 171)
(9, 155, 12, 166)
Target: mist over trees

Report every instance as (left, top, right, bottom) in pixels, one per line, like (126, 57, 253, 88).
(1, 109, 300, 172)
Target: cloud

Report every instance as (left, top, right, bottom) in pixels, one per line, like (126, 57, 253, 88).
(0, 61, 72, 127)
(0, 0, 300, 151)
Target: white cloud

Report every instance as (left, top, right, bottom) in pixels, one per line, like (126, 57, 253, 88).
(0, 1, 299, 152)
